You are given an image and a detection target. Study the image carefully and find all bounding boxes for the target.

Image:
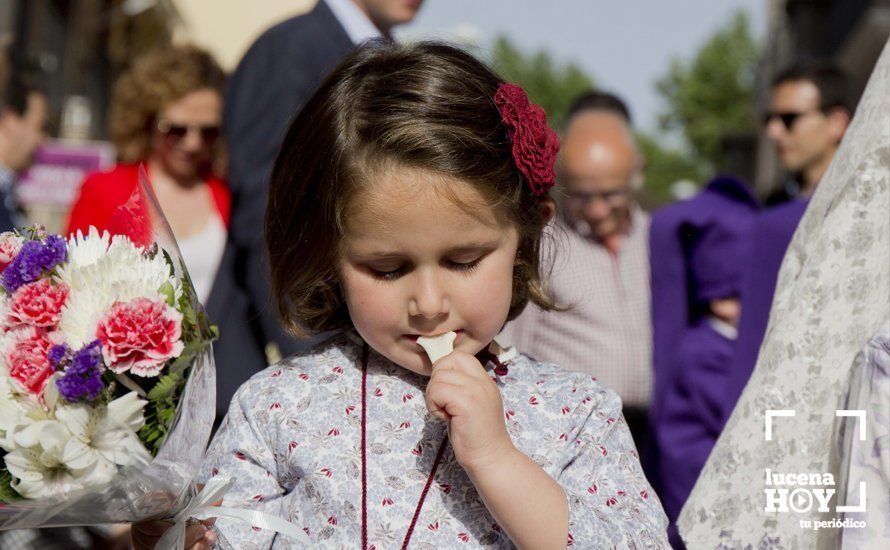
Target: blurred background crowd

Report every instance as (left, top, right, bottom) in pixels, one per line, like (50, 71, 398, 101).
(0, 1, 887, 549)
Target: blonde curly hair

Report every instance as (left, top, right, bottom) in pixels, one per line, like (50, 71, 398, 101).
(110, 45, 226, 163)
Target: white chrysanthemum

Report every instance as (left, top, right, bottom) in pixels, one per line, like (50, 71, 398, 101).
(1, 391, 150, 499)
(55, 227, 182, 347)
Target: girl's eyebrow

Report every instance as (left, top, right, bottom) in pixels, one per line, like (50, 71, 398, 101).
(360, 240, 501, 259)
(444, 241, 500, 254)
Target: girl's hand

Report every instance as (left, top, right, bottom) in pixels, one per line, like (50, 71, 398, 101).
(131, 518, 216, 550)
(424, 350, 514, 472)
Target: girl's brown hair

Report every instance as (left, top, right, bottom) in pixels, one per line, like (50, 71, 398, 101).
(266, 41, 557, 337)
(110, 45, 226, 163)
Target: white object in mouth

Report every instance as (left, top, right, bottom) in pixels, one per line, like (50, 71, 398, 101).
(416, 331, 457, 363)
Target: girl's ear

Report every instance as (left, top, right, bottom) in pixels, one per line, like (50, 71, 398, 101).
(538, 197, 556, 224)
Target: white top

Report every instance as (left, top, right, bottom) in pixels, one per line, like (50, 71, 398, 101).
(324, 0, 383, 45)
(176, 213, 226, 304)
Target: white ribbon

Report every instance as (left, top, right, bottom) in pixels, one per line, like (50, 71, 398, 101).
(154, 477, 311, 549)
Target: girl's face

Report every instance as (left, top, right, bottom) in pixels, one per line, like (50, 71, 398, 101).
(338, 168, 520, 376)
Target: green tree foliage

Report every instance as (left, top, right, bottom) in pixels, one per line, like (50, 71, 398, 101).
(486, 35, 595, 127)
(483, 28, 753, 207)
(655, 11, 759, 171)
(637, 134, 706, 206)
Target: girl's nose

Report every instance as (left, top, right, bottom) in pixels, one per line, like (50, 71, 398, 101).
(407, 271, 449, 319)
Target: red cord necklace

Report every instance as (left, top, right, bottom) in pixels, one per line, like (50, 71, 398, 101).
(360, 343, 448, 550)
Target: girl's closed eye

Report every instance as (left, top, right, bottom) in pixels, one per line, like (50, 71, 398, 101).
(446, 255, 483, 273)
(368, 264, 410, 281)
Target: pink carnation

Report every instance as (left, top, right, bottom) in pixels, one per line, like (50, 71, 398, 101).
(8, 279, 69, 328)
(0, 232, 24, 273)
(3, 327, 56, 396)
(96, 298, 184, 377)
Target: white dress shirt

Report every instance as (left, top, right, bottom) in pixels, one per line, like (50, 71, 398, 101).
(325, 0, 383, 45)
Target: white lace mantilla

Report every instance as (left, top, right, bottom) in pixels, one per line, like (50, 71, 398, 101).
(679, 39, 890, 549)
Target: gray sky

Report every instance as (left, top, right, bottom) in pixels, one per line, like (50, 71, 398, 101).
(398, 1, 767, 133)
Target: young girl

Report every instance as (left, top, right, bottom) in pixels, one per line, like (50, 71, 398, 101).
(136, 41, 668, 549)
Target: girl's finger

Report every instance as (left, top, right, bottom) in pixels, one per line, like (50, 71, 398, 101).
(184, 524, 213, 547)
(432, 352, 487, 379)
(133, 520, 174, 537)
(425, 380, 463, 419)
(187, 527, 218, 550)
(428, 367, 472, 388)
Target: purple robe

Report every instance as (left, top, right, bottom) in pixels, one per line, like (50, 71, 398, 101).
(648, 176, 759, 548)
(649, 177, 759, 430)
(658, 320, 734, 546)
(720, 199, 809, 424)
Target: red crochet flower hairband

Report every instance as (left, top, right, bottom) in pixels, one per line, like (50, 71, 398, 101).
(494, 83, 560, 197)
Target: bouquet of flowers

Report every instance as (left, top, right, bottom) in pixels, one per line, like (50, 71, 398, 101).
(0, 174, 217, 530)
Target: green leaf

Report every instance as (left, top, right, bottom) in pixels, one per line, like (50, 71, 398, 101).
(147, 372, 181, 401)
(161, 249, 176, 271)
(0, 468, 22, 502)
(207, 323, 219, 341)
(139, 398, 176, 454)
(168, 339, 208, 376)
(159, 405, 175, 423)
(158, 281, 176, 307)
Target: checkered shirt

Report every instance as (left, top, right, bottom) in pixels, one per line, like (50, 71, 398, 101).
(499, 207, 652, 407)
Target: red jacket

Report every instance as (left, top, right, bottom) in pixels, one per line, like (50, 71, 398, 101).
(66, 164, 230, 245)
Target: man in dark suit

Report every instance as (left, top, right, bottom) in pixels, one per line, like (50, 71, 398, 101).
(0, 75, 48, 232)
(209, 0, 423, 420)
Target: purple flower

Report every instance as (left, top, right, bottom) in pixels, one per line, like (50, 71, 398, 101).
(41, 235, 67, 267)
(2, 235, 68, 293)
(56, 340, 105, 402)
(48, 343, 72, 371)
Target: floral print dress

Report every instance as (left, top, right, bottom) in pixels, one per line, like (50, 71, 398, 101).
(200, 332, 668, 548)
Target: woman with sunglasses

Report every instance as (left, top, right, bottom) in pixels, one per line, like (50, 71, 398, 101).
(66, 45, 229, 304)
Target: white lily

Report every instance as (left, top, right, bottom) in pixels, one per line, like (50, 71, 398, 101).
(55, 391, 152, 469)
(0, 373, 53, 451)
(1, 391, 151, 499)
(3, 420, 94, 499)
(0, 376, 26, 447)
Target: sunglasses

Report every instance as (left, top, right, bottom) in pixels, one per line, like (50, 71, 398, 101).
(157, 119, 221, 145)
(762, 109, 823, 131)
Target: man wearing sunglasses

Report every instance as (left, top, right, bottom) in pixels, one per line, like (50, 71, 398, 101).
(499, 91, 653, 449)
(721, 61, 852, 426)
(763, 62, 852, 198)
(220, 0, 424, 372)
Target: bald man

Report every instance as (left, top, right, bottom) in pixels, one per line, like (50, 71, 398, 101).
(498, 91, 652, 447)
